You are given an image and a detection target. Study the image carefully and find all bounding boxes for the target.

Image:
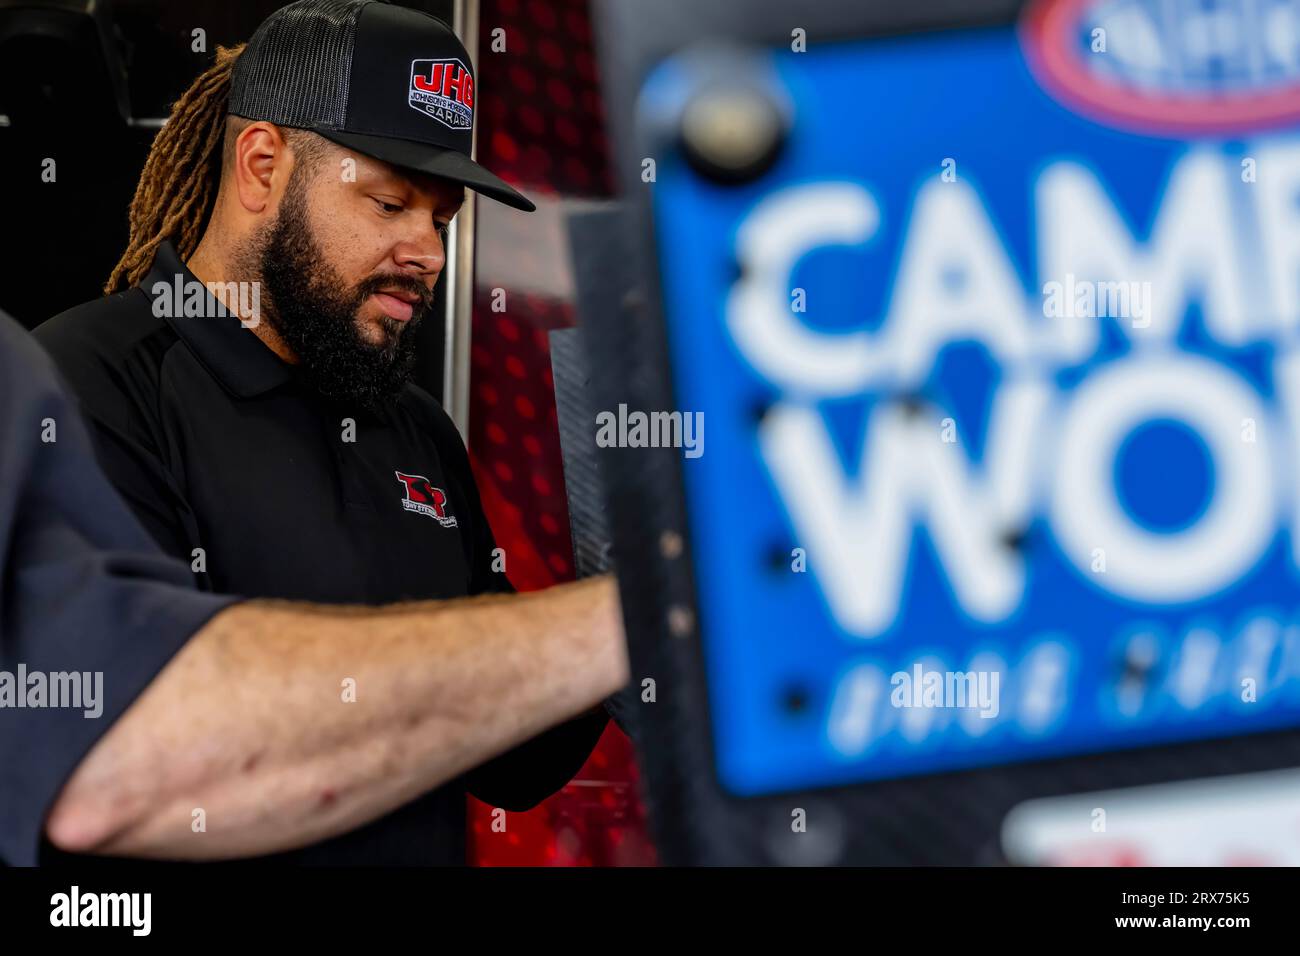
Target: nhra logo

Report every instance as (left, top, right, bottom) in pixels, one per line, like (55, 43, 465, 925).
(409, 58, 474, 130)
(1022, 0, 1300, 133)
(395, 471, 458, 528)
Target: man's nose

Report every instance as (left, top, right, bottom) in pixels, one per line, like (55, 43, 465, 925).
(393, 228, 446, 278)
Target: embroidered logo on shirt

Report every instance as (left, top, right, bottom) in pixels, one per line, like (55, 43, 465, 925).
(395, 471, 458, 528)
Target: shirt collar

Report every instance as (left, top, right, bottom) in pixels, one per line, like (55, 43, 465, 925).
(143, 239, 293, 398)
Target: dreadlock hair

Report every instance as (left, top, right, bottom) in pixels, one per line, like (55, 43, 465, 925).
(105, 44, 245, 293)
(105, 44, 332, 294)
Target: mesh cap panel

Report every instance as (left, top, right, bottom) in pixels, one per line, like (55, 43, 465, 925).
(228, 0, 368, 131)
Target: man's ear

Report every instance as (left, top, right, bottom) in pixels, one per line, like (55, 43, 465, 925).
(230, 121, 288, 215)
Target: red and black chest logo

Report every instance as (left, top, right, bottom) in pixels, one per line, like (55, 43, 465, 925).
(395, 471, 458, 528)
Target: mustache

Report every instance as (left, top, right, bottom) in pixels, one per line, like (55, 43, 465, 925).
(356, 273, 435, 312)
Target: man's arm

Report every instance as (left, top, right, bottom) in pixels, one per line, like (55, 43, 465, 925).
(45, 576, 626, 860)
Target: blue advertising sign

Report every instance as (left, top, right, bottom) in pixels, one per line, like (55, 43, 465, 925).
(643, 0, 1300, 796)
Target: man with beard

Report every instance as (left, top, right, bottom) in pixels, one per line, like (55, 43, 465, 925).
(32, 1, 619, 864)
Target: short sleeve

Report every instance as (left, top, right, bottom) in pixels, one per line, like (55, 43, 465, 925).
(0, 314, 237, 866)
(384, 386, 611, 809)
(433, 417, 609, 808)
(464, 462, 515, 597)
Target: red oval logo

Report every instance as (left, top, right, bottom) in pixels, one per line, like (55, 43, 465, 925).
(1021, 0, 1300, 135)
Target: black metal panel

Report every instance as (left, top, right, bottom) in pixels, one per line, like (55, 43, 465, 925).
(550, 325, 613, 579)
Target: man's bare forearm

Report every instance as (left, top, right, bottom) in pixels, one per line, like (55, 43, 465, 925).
(44, 575, 626, 860)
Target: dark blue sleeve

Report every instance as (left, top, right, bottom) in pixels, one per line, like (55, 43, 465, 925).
(0, 311, 238, 866)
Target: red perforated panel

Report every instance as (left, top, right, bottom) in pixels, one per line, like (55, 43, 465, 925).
(465, 0, 656, 866)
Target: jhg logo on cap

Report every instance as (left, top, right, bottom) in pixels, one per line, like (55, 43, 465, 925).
(409, 58, 474, 130)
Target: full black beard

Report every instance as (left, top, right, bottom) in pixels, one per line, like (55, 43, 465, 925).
(255, 173, 432, 409)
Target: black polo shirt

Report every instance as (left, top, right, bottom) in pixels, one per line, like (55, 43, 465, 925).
(34, 240, 607, 865)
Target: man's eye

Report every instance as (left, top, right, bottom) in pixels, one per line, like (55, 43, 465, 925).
(435, 221, 451, 241)
(375, 200, 403, 215)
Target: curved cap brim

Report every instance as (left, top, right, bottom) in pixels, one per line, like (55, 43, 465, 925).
(316, 128, 537, 212)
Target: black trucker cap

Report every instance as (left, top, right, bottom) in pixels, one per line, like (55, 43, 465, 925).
(229, 0, 535, 212)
